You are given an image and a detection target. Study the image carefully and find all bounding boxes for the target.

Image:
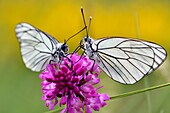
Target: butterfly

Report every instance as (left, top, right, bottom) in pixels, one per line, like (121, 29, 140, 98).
(79, 8, 167, 84)
(15, 23, 68, 72)
(81, 36, 167, 84)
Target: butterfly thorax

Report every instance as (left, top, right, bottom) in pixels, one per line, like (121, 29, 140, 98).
(83, 36, 99, 61)
(52, 43, 68, 63)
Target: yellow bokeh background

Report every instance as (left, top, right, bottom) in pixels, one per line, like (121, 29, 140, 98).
(0, 0, 170, 113)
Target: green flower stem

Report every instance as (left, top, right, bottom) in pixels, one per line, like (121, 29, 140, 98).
(110, 82, 170, 100)
(84, 105, 87, 113)
(44, 107, 64, 113)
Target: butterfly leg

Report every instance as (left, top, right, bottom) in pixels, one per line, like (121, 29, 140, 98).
(75, 51, 85, 63)
(72, 39, 84, 55)
(72, 46, 81, 55)
(73, 44, 86, 63)
(49, 60, 56, 64)
(65, 54, 73, 64)
(90, 59, 96, 73)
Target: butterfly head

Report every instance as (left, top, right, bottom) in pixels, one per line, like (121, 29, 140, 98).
(61, 43, 69, 54)
(83, 36, 93, 44)
(56, 43, 68, 55)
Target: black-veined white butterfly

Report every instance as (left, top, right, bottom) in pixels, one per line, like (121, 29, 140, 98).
(15, 23, 69, 72)
(82, 36, 167, 84)
(79, 8, 167, 84)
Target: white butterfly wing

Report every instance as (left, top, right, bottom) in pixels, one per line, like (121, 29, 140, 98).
(92, 37, 167, 84)
(16, 23, 58, 72)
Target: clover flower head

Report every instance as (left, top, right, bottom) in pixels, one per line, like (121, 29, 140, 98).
(39, 53, 110, 113)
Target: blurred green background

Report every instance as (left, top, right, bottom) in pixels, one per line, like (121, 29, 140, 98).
(0, 0, 170, 113)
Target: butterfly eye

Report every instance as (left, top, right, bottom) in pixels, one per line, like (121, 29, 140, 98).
(84, 37, 88, 42)
(61, 44, 68, 53)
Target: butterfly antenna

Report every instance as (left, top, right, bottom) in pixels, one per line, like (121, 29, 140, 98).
(81, 7, 88, 37)
(64, 39, 66, 43)
(72, 7, 89, 55)
(87, 16, 92, 35)
(64, 26, 87, 44)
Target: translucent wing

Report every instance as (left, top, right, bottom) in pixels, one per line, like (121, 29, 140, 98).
(92, 37, 167, 84)
(15, 23, 58, 72)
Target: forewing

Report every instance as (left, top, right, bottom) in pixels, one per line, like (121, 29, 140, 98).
(15, 23, 58, 72)
(92, 37, 167, 84)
